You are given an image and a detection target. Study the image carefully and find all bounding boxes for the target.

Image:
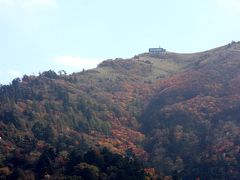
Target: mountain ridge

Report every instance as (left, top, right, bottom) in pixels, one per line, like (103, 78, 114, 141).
(1, 41, 240, 179)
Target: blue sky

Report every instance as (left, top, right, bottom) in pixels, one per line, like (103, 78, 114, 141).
(0, 0, 240, 84)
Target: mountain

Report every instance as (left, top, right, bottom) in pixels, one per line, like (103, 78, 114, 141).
(141, 42, 240, 179)
(1, 41, 240, 179)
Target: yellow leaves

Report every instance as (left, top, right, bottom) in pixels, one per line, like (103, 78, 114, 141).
(96, 122, 147, 159)
(15, 101, 27, 113)
(0, 167, 11, 176)
(144, 168, 157, 178)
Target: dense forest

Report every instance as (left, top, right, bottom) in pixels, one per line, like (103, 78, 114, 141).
(1, 42, 240, 179)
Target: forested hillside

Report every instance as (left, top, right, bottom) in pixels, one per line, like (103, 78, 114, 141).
(1, 41, 240, 179)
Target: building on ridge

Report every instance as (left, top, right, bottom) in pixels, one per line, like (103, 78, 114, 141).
(149, 46, 166, 54)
